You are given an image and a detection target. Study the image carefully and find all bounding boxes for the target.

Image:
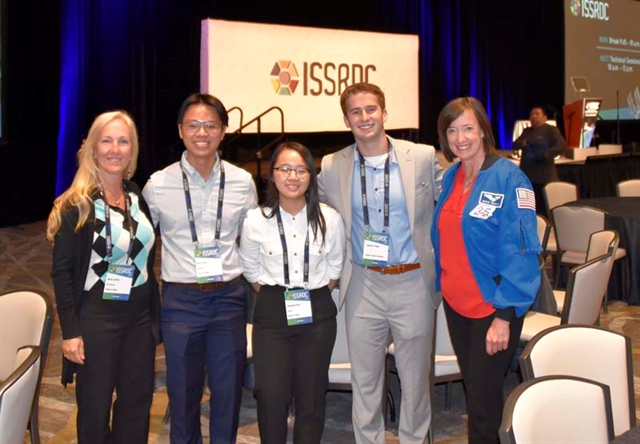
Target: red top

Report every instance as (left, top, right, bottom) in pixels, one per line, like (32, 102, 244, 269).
(438, 168, 495, 318)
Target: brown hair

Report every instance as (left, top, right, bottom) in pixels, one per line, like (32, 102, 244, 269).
(437, 97, 497, 162)
(339, 82, 386, 116)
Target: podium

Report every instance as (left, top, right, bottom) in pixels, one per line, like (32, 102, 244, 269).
(563, 98, 602, 149)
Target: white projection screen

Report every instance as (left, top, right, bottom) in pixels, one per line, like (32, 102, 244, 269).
(564, 0, 640, 120)
(201, 19, 419, 133)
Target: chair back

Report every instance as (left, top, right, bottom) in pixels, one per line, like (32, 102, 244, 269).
(0, 290, 54, 444)
(616, 179, 640, 197)
(520, 325, 636, 437)
(552, 204, 605, 256)
(0, 346, 42, 444)
(535, 215, 551, 252)
(328, 288, 351, 388)
(499, 375, 614, 444)
(543, 181, 578, 217)
(586, 230, 619, 261)
(433, 303, 461, 379)
(0, 291, 53, 380)
(561, 253, 614, 325)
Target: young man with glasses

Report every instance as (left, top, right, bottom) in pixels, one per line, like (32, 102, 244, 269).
(143, 93, 258, 444)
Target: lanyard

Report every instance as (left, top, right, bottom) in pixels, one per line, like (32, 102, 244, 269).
(181, 159, 226, 247)
(101, 183, 135, 263)
(275, 208, 309, 288)
(357, 150, 390, 232)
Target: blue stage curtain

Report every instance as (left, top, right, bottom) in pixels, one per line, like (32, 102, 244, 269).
(376, 0, 563, 150)
(56, 0, 164, 194)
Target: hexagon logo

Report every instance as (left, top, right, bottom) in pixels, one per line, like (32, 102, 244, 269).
(270, 60, 299, 95)
(569, 0, 581, 17)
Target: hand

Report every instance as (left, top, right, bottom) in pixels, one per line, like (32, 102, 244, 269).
(62, 336, 85, 365)
(327, 279, 339, 292)
(486, 318, 510, 356)
(251, 282, 261, 294)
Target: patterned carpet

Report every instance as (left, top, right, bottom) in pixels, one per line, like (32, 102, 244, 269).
(1, 220, 638, 443)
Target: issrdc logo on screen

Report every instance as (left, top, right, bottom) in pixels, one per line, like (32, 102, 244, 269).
(570, 0, 610, 21)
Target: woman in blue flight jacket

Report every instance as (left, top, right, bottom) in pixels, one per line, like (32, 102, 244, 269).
(431, 97, 541, 444)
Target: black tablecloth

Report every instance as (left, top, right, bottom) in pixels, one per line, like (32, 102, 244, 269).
(558, 154, 640, 198)
(568, 197, 640, 305)
(612, 426, 640, 443)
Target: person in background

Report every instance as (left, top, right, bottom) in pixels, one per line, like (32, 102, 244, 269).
(47, 110, 160, 444)
(513, 105, 566, 216)
(239, 141, 345, 444)
(318, 82, 443, 443)
(433, 97, 541, 444)
(142, 93, 258, 444)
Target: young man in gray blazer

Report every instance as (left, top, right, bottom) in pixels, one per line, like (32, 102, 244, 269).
(318, 82, 443, 443)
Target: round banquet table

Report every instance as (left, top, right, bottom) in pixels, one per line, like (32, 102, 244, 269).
(567, 197, 640, 305)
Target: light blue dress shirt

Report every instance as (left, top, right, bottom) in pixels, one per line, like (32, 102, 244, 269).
(350, 142, 419, 265)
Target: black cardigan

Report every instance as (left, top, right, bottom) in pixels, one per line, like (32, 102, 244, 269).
(51, 180, 161, 385)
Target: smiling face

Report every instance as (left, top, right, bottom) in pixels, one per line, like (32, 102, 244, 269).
(343, 92, 387, 145)
(178, 103, 226, 162)
(272, 148, 311, 207)
(445, 108, 486, 166)
(94, 118, 133, 181)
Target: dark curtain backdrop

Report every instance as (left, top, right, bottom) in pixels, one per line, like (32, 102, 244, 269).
(1, 0, 565, 227)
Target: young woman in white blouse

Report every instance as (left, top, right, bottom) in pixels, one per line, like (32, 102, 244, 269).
(240, 141, 345, 444)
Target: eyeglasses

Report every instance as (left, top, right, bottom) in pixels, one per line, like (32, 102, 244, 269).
(273, 166, 311, 178)
(181, 120, 223, 135)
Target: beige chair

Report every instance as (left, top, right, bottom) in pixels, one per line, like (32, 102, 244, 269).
(552, 204, 627, 312)
(519, 253, 615, 343)
(499, 375, 614, 444)
(520, 325, 636, 437)
(542, 181, 577, 264)
(543, 181, 578, 215)
(616, 179, 640, 197)
(388, 303, 461, 411)
(327, 289, 396, 422)
(0, 346, 42, 444)
(0, 291, 53, 444)
(387, 304, 462, 412)
(327, 288, 351, 391)
(553, 230, 619, 314)
(246, 323, 254, 364)
(535, 214, 551, 257)
(387, 302, 461, 432)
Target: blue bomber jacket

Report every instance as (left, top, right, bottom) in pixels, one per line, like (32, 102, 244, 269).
(431, 156, 541, 319)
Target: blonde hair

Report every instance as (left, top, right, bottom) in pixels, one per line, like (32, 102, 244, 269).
(46, 111, 139, 241)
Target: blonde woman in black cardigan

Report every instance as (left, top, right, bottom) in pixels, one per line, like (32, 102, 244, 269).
(47, 111, 160, 444)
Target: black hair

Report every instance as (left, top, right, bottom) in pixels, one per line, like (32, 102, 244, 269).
(261, 141, 326, 245)
(177, 93, 229, 126)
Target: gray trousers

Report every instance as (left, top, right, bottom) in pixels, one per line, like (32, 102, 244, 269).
(346, 265, 435, 443)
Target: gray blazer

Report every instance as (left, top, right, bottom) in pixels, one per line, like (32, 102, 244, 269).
(318, 136, 444, 309)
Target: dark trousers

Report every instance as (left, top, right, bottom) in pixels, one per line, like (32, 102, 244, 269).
(76, 288, 156, 444)
(161, 280, 247, 444)
(443, 299, 524, 444)
(253, 285, 337, 444)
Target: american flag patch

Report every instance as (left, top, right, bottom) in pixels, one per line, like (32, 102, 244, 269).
(516, 188, 536, 210)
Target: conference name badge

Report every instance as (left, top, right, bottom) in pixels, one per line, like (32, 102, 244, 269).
(103, 264, 134, 301)
(194, 246, 223, 283)
(284, 288, 313, 326)
(362, 230, 389, 267)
